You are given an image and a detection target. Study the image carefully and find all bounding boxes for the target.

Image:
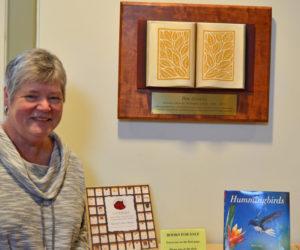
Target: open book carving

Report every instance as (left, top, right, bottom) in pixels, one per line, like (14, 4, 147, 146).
(146, 21, 246, 89)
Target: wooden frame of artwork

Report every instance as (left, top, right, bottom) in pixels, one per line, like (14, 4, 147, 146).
(118, 2, 272, 123)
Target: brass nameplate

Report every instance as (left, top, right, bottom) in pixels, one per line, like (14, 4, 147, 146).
(152, 93, 237, 115)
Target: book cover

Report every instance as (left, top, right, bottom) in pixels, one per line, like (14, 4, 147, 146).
(146, 21, 245, 89)
(224, 190, 290, 250)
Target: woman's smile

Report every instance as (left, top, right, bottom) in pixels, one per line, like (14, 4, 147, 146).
(4, 80, 64, 144)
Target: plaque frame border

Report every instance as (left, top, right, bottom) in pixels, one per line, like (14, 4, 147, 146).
(118, 2, 272, 123)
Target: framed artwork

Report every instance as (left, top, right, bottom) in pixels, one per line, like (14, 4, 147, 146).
(118, 2, 272, 123)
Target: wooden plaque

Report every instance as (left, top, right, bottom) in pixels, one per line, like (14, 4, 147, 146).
(118, 2, 272, 122)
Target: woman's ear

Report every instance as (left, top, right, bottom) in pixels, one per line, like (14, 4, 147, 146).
(4, 86, 8, 106)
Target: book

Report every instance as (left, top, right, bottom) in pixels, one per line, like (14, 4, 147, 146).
(86, 185, 158, 250)
(146, 21, 246, 89)
(224, 190, 290, 250)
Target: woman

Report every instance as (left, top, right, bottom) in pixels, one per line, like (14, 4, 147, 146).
(0, 48, 90, 249)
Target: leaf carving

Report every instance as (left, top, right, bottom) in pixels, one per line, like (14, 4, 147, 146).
(219, 61, 231, 70)
(206, 54, 214, 68)
(223, 49, 233, 60)
(160, 69, 171, 78)
(160, 50, 167, 58)
(173, 54, 180, 66)
(164, 67, 177, 76)
(175, 36, 184, 49)
(158, 28, 191, 80)
(182, 56, 189, 69)
(167, 48, 173, 61)
(215, 51, 223, 63)
(175, 67, 185, 77)
(216, 33, 222, 42)
(202, 30, 235, 81)
(223, 32, 234, 42)
(212, 43, 220, 54)
(180, 45, 188, 56)
(160, 59, 171, 68)
(165, 31, 172, 41)
(223, 41, 233, 50)
(207, 33, 215, 45)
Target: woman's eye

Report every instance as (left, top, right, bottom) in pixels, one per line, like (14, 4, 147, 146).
(49, 96, 62, 103)
(25, 95, 37, 101)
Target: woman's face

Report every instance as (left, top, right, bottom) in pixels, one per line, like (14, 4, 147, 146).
(5, 80, 64, 143)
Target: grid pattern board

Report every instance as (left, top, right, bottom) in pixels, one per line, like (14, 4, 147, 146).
(86, 185, 158, 250)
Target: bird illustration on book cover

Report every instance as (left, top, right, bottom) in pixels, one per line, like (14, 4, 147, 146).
(224, 191, 290, 250)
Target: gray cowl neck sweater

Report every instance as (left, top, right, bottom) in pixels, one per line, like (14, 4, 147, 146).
(0, 128, 69, 200)
(0, 126, 89, 249)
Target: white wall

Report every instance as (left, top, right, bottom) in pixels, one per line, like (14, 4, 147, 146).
(38, 0, 300, 243)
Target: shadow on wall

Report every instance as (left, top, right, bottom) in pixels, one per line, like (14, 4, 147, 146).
(118, 121, 272, 143)
(117, 19, 276, 144)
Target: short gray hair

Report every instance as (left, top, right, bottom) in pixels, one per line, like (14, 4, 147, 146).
(4, 48, 67, 102)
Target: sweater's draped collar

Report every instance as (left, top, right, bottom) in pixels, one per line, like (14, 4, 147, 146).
(0, 126, 70, 201)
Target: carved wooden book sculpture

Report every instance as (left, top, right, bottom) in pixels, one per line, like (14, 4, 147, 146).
(146, 21, 245, 89)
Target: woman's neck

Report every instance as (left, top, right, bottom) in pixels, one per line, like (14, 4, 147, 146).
(1, 124, 54, 165)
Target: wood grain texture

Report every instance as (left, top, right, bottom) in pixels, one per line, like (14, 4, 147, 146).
(118, 2, 272, 122)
